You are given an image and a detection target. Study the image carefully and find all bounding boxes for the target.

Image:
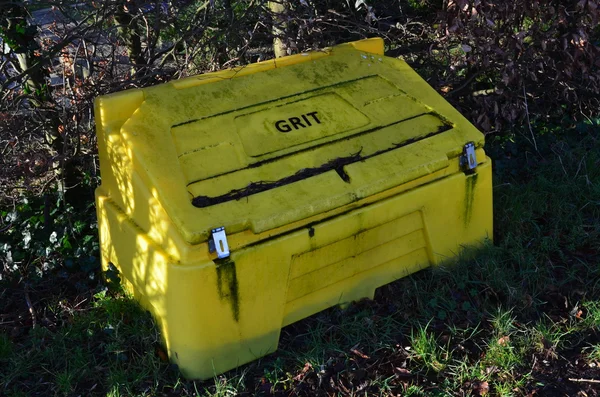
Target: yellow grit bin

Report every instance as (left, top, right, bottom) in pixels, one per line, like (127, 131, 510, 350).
(94, 37, 493, 379)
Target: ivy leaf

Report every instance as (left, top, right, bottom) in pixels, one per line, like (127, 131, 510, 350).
(61, 236, 72, 250)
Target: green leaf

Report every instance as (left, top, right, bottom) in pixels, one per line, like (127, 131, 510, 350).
(437, 310, 447, 321)
(61, 236, 72, 250)
(15, 22, 26, 35)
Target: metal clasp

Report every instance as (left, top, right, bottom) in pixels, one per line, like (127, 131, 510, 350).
(461, 142, 477, 171)
(209, 227, 230, 259)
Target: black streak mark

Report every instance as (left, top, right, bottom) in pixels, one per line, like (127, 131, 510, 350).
(193, 152, 361, 207)
(335, 167, 351, 183)
(463, 172, 478, 226)
(308, 226, 315, 237)
(215, 259, 240, 322)
(192, 124, 451, 208)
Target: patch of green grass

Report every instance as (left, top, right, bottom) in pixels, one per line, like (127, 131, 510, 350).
(1, 124, 600, 395)
(495, 376, 530, 397)
(54, 369, 76, 395)
(446, 358, 487, 385)
(0, 290, 175, 396)
(404, 384, 428, 396)
(409, 324, 449, 372)
(484, 335, 523, 371)
(531, 316, 580, 359)
(0, 333, 12, 359)
(583, 344, 600, 362)
(583, 301, 600, 328)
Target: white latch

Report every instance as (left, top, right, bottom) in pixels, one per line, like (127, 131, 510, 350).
(461, 142, 477, 171)
(209, 227, 230, 259)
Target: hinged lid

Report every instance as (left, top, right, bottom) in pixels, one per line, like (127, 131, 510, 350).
(95, 38, 484, 245)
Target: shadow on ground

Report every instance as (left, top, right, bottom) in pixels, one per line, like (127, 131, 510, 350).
(1, 128, 600, 396)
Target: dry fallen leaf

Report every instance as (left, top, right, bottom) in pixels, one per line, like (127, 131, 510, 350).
(498, 336, 510, 346)
(473, 380, 490, 396)
(394, 367, 412, 378)
(523, 294, 533, 308)
(293, 362, 313, 381)
(351, 348, 370, 359)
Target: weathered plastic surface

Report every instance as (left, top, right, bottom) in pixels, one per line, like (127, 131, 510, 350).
(95, 37, 493, 379)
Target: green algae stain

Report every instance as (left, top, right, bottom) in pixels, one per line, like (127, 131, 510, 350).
(464, 172, 478, 226)
(216, 259, 240, 322)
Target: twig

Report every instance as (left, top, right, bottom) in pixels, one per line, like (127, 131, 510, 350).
(569, 378, 600, 384)
(384, 41, 436, 58)
(446, 70, 483, 97)
(472, 88, 498, 97)
(523, 85, 539, 153)
(24, 286, 37, 328)
(557, 155, 568, 177)
(574, 156, 586, 179)
(222, 57, 240, 68)
(0, 223, 13, 234)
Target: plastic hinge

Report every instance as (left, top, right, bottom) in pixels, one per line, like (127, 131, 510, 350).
(461, 142, 477, 171)
(209, 227, 230, 259)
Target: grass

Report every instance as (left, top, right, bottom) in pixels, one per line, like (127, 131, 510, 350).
(409, 323, 450, 373)
(1, 125, 600, 396)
